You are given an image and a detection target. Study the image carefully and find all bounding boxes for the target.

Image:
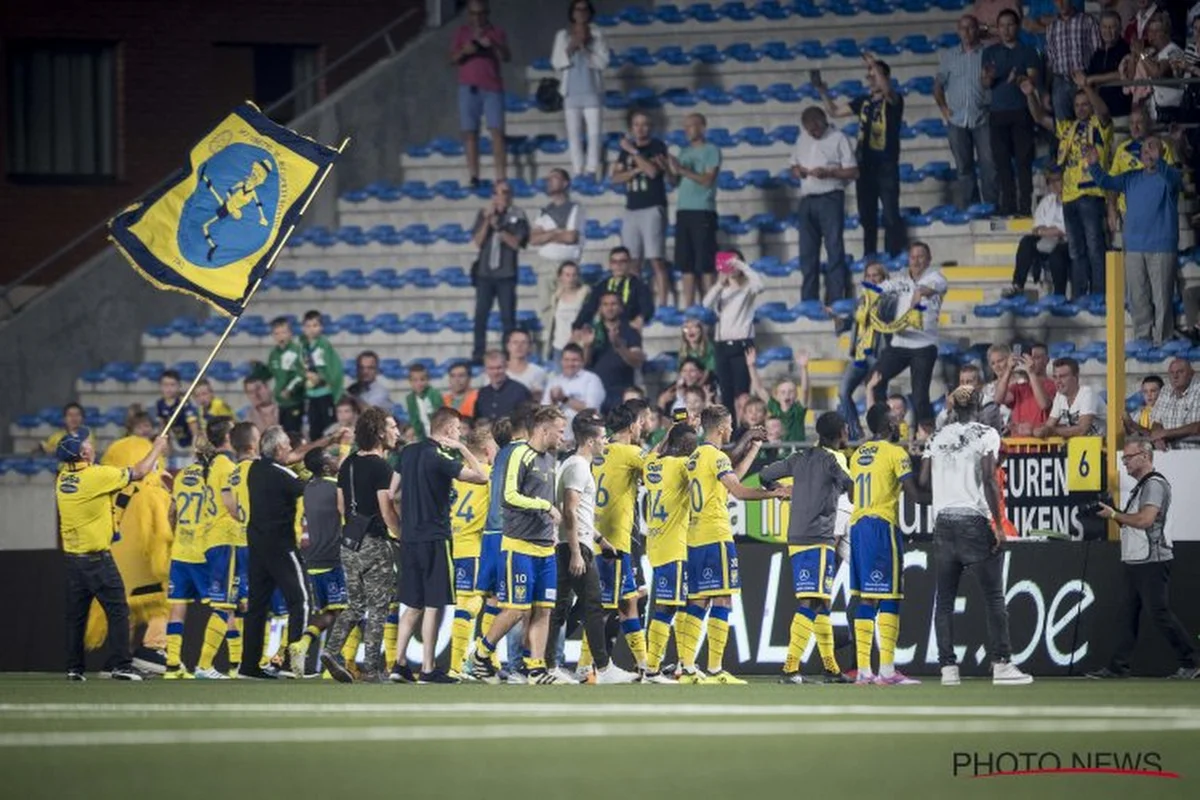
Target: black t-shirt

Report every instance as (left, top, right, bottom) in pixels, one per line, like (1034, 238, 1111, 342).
(336, 453, 394, 537)
(618, 138, 669, 210)
(302, 478, 342, 569)
(1087, 41, 1131, 119)
(247, 457, 306, 550)
(851, 93, 903, 162)
(397, 439, 464, 542)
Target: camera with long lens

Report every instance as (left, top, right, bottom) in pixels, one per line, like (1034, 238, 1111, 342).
(1079, 492, 1114, 518)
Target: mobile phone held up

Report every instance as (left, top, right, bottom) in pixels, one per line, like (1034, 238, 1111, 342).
(809, 69, 823, 88)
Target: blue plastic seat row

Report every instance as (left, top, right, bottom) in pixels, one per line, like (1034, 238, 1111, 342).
(0, 457, 60, 476)
(592, 1, 969, 29)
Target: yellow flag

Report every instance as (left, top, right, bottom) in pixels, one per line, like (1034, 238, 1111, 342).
(109, 102, 339, 315)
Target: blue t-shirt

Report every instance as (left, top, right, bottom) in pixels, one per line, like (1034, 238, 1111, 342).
(982, 42, 1042, 112)
(155, 397, 197, 448)
(675, 142, 722, 212)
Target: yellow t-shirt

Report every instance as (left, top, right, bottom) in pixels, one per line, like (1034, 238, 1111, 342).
(171, 463, 212, 563)
(101, 435, 166, 478)
(849, 440, 912, 528)
(1110, 138, 1178, 215)
(592, 442, 645, 553)
(452, 464, 491, 560)
(643, 454, 690, 567)
(1056, 116, 1113, 203)
(686, 442, 734, 546)
(204, 452, 241, 548)
(197, 397, 235, 432)
(56, 463, 131, 554)
(223, 458, 254, 548)
(1137, 406, 1152, 429)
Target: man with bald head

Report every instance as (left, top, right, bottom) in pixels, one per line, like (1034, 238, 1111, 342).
(1147, 359, 1200, 449)
(935, 14, 996, 210)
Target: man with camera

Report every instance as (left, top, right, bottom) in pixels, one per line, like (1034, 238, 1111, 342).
(1087, 439, 1199, 679)
(471, 180, 530, 364)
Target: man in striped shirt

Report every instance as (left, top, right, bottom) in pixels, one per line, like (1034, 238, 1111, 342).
(936, 15, 997, 210)
(1046, 0, 1101, 121)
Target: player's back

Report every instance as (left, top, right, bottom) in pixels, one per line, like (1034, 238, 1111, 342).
(643, 454, 690, 567)
(849, 440, 912, 527)
(686, 443, 734, 545)
(226, 458, 254, 545)
(172, 463, 212, 563)
(593, 442, 644, 552)
(486, 441, 520, 534)
(452, 464, 491, 559)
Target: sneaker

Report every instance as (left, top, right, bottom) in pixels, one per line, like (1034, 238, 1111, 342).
(1169, 666, 1200, 680)
(108, 667, 144, 681)
(504, 667, 529, 685)
(418, 669, 461, 685)
(677, 668, 709, 685)
(854, 671, 876, 685)
(574, 665, 594, 684)
(236, 668, 278, 680)
(528, 668, 561, 685)
(1084, 667, 1128, 680)
(162, 667, 194, 681)
(194, 666, 230, 680)
(875, 671, 921, 686)
(287, 641, 309, 679)
(132, 647, 167, 675)
(778, 671, 806, 685)
(469, 653, 500, 685)
(941, 665, 961, 686)
(595, 663, 639, 685)
(320, 652, 355, 684)
(707, 670, 748, 685)
(66, 671, 86, 682)
(992, 660, 1034, 685)
(264, 664, 293, 679)
(821, 670, 852, 684)
(1000, 286, 1023, 299)
(549, 666, 580, 684)
(643, 670, 678, 685)
(388, 664, 416, 684)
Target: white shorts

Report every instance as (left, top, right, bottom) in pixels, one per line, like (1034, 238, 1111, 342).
(621, 206, 667, 261)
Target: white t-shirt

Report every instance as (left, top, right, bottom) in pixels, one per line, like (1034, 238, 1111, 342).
(1033, 191, 1065, 234)
(789, 126, 857, 196)
(882, 268, 949, 350)
(541, 369, 606, 441)
(1048, 385, 1106, 436)
(1153, 43, 1185, 115)
(556, 454, 597, 551)
(928, 421, 1002, 521)
(508, 362, 548, 395)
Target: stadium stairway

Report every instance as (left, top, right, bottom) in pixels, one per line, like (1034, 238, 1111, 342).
(6, 0, 1200, 469)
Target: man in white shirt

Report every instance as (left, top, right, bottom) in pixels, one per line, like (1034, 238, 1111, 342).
(1143, 16, 1184, 122)
(869, 241, 949, 424)
(1036, 356, 1105, 438)
(790, 106, 858, 304)
(505, 328, 548, 395)
(528, 168, 585, 319)
(541, 343, 605, 442)
(545, 410, 637, 684)
(1004, 168, 1069, 297)
(922, 386, 1033, 687)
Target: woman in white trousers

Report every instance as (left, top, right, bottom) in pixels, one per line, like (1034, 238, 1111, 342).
(551, 1, 610, 179)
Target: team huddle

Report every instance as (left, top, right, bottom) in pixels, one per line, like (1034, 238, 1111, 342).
(155, 385, 1028, 685)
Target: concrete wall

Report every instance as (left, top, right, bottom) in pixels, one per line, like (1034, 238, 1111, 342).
(0, 0, 636, 451)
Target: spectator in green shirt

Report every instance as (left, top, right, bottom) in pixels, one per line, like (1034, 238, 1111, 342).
(300, 310, 345, 442)
(667, 113, 723, 307)
(404, 363, 444, 441)
(678, 317, 717, 374)
(268, 316, 307, 435)
(748, 348, 811, 442)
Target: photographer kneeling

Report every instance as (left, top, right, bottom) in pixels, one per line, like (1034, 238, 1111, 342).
(1087, 439, 1199, 680)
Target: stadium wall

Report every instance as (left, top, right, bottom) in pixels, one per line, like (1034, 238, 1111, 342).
(4, 542, 1198, 677)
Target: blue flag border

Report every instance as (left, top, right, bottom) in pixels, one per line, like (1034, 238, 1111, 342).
(108, 102, 339, 316)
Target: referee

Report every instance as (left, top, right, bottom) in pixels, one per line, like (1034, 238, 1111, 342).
(56, 428, 167, 680)
(238, 425, 310, 680)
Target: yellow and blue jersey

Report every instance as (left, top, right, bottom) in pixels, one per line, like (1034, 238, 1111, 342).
(1110, 137, 1178, 214)
(203, 452, 241, 548)
(592, 442, 645, 553)
(171, 463, 212, 564)
(686, 442, 734, 546)
(1056, 116, 1112, 203)
(849, 439, 911, 528)
(452, 464, 491, 560)
(642, 453, 690, 567)
(224, 458, 254, 546)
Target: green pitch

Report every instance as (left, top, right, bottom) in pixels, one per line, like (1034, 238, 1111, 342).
(1, 675, 1198, 799)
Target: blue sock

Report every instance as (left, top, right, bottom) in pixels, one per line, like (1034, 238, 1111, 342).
(653, 609, 676, 625)
(709, 606, 730, 622)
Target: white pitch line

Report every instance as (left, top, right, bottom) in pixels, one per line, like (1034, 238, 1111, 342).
(2, 701, 1200, 720)
(4, 717, 1200, 749)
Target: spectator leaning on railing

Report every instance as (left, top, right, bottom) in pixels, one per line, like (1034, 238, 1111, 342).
(1144, 359, 1200, 449)
(1035, 356, 1106, 438)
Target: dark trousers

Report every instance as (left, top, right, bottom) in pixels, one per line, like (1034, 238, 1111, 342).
(1110, 561, 1199, 674)
(64, 552, 132, 673)
(1063, 195, 1107, 298)
(871, 343, 938, 423)
(714, 338, 753, 420)
(473, 276, 517, 359)
(546, 545, 609, 670)
(989, 109, 1034, 216)
(306, 395, 334, 443)
(839, 355, 884, 441)
(933, 514, 1012, 667)
(279, 405, 303, 436)
(856, 157, 905, 257)
(240, 542, 310, 675)
(1013, 235, 1070, 295)
(798, 190, 848, 303)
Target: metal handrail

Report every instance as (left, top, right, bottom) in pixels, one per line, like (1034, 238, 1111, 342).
(0, 6, 421, 316)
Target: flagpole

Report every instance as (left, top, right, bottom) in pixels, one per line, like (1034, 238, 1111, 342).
(157, 136, 352, 440)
